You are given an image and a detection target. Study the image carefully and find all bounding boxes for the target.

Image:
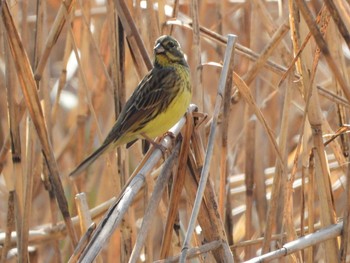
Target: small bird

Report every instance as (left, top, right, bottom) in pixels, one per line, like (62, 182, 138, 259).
(69, 35, 192, 178)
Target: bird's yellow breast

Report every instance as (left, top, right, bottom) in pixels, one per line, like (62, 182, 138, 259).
(140, 82, 191, 139)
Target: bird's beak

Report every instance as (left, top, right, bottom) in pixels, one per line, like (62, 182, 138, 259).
(154, 43, 165, 54)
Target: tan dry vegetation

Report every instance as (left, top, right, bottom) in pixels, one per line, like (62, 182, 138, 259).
(0, 0, 350, 262)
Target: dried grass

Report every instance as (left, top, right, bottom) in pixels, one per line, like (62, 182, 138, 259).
(1, 0, 350, 262)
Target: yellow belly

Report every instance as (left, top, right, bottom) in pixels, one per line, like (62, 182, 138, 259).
(139, 87, 191, 139)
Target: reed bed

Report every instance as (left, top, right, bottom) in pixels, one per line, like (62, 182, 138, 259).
(0, 0, 350, 262)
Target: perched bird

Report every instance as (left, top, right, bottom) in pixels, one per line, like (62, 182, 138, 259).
(69, 35, 192, 178)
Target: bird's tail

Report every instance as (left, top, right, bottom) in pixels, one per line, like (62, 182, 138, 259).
(69, 143, 110, 178)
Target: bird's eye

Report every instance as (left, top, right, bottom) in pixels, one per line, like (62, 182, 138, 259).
(167, 42, 176, 48)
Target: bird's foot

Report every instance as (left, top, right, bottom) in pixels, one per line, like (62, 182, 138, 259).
(141, 133, 168, 157)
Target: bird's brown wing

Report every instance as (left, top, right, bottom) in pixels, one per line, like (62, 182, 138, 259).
(101, 66, 178, 147)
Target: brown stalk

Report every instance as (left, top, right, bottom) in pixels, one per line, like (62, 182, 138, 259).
(218, 35, 234, 220)
(166, 20, 297, 78)
(1, 1, 78, 247)
(183, 158, 221, 261)
(324, 0, 350, 50)
(114, 0, 152, 76)
(129, 141, 181, 262)
(0, 98, 26, 175)
(155, 240, 223, 263)
(253, 0, 292, 65)
(76, 0, 114, 90)
(283, 6, 330, 261)
(166, 0, 180, 35)
(306, 151, 315, 263)
(242, 18, 290, 86)
(0, 191, 15, 263)
(4, 26, 26, 262)
(294, 1, 339, 261)
(233, 72, 284, 167)
(159, 112, 193, 258)
(107, 2, 130, 260)
(144, 0, 160, 49)
(51, 27, 71, 124)
(179, 34, 237, 263)
(278, 4, 328, 87)
(294, 0, 350, 103)
(185, 130, 232, 262)
(68, 223, 96, 263)
(341, 157, 350, 262)
(34, 0, 77, 80)
(20, 119, 36, 263)
(281, 74, 301, 261)
(247, 222, 343, 263)
(191, 0, 203, 107)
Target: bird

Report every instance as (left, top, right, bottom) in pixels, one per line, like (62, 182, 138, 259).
(69, 35, 192, 178)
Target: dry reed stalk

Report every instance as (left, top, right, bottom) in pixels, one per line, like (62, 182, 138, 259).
(159, 112, 193, 258)
(341, 159, 350, 262)
(51, 26, 71, 124)
(0, 191, 15, 263)
(243, 18, 290, 86)
(2, 1, 350, 261)
(279, 5, 327, 86)
(20, 118, 36, 263)
(114, 0, 152, 77)
(34, 0, 77, 81)
(297, 12, 339, 263)
(184, 150, 227, 262)
(179, 34, 237, 262)
(166, 20, 296, 79)
(76, 0, 114, 90)
(295, 0, 350, 103)
(155, 240, 223, 263)
(0, 196, 118, 248)
(1, 1, 78, 247)
(190, 0, 203, 108)
(324, 0, 350, 50)
(280, 73, 297, 257)
(233, 72, 283, 166)
(3, 27, 26, 262)
(246, 222, 343, 263)
(129, 141, 181, 262)
(166, 0, 180, 35)
(68, 223, 96, 263)
(306, 153, 315, 263)
(218, 39, 234, 221)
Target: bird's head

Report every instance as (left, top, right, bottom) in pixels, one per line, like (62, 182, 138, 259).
(153, 35, 188, 68)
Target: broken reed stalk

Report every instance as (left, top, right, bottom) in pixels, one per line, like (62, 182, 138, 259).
(179, 34, 237, 263)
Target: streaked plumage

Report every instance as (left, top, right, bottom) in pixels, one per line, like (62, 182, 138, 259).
(69, 35, 192, 178)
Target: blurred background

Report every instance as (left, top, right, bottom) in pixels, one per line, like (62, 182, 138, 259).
(1, 0, 350, 262)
